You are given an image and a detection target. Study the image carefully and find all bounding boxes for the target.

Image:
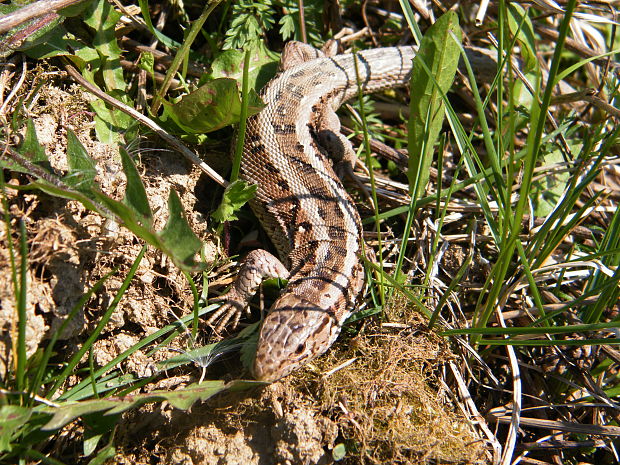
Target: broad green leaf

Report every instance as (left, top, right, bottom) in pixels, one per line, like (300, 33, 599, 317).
(158, 190, 204, 269)
(73, 45, 101, 70)
(163, 78, 265, 134)
(0, 405, 32, 452)
(507, 3, 539, 73)
(408, 11, 462, 197)
(211, 180, 257, 223)
(531, 145, 576, 217)
(90, 95, 135, 145)
(82, 0, 125, 93)
(210, 41, 279, 91)
(119, 148, 152, 223)
(65, 129, 97, 191)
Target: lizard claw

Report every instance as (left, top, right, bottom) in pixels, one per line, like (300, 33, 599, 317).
(206, 250, 290, 333)
(206, 289, 249, 333)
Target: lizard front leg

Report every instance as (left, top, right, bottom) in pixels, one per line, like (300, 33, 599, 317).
(208, 249, 289, 331)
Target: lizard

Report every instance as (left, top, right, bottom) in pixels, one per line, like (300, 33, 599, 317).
(209, 41, 418, 382)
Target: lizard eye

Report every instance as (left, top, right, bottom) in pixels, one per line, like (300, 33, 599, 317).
(295, 344, 305, 355)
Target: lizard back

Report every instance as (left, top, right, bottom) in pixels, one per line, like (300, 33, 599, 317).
(240, 45, 417, 381)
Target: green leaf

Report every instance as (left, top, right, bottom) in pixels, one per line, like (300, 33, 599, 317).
(119, 148, 152, 223)
(8, 135, 202, 271)
(21, 26, 76, 60)
(332, 443, 347, 461)
(2, 119, 50, 173)
(86, 442, 116, 465)
(137, 0, 181, 50)
(138, 51, 155, 76)
(531, 145, 576, 217)
(65, 129, 97, 191)
(158, 190, 204, 269)
(408, 11, 462, 197)
(210, 41, 279, 91)
(507, 3, 539, 73)
(0, 5, 64, 58)
(90, 99, 134, 145)
(22, 119, 47, 163)
(39, 381, 240, 430)
(82, 0, 125, 93)
(163, 78, 265, 134)
(0, 405, 32, 452)
(211, 180, 257, 224)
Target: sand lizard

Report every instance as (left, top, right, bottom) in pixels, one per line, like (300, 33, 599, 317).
(210, 41, 418, 382)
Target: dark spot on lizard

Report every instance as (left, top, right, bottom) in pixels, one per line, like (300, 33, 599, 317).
(249, 143, 266, 155)
(272, 123, 296, 135)
(264, 162, 280, 174)
(275, 104, 287, 116)
(277, 179, 290, 191)
(328, 225, 347, 239)
(331, 246, 348, 258)
(298, 221, 313, 232)
(290, 156, 315, 174)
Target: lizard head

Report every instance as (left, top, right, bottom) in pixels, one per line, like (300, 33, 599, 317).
(251, 293, 342, 382)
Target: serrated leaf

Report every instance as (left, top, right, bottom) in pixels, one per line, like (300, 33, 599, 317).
(2, 119, 50, 173)
(408, 11, 462, 197)
(211, 180, 257, 224)
(10, 140, 202, 271)
(0, 405, 32, 452)
(119, 148, 152, 224)
(163, 78, 265, 134)
(82, 0, 125, 93)
(158, 190, 203, 269)
(65, 129, 97, 191)
(39, 381, 230, 430)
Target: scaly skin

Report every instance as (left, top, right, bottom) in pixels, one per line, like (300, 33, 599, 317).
(215, 42, 417, 382)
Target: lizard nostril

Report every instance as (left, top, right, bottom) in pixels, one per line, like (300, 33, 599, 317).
(295, 344, 305, 354)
